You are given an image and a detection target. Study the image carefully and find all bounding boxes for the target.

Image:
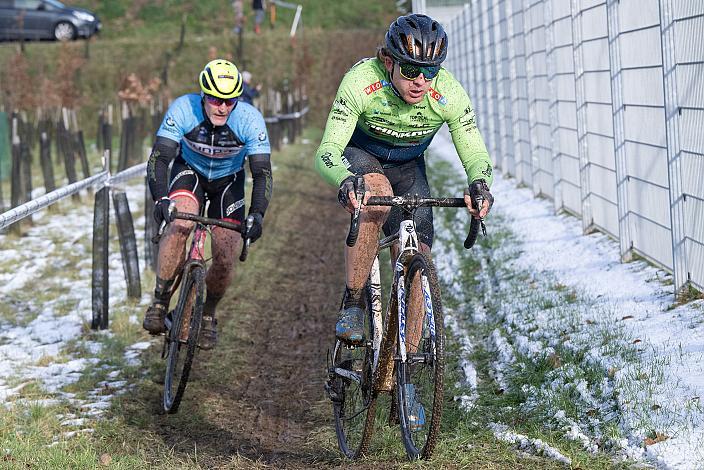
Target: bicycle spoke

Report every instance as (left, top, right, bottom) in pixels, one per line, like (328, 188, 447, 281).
(163, 265, 205, 413)
(396, 252, 445, 460)
(330, 284, 378, 459)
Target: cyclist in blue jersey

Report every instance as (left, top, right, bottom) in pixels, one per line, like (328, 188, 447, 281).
(143, 59, 273, 350)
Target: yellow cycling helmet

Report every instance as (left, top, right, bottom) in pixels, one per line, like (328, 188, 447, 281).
(199, 59, 243, 99)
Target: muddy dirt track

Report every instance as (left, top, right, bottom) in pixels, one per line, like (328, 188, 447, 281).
(134, 154, 372, 469)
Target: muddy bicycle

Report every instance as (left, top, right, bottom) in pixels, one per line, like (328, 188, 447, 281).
(155, 208, 254, 414)
(326, 188, 485, 460)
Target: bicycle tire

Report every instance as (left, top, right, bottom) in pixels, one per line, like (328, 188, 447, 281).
(395, 252, 445, 459)
(331, 283, 377, 459)
(163, 264, 205, 413)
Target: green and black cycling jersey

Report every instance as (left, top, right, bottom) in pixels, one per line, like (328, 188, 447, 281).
(314, 57, 494, 188)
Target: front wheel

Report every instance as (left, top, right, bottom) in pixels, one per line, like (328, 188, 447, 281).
(163, 264, 205, 413)
(396, 252, 445, 459)
(53, 22, 76, 41)
(330, 284, 377, 459)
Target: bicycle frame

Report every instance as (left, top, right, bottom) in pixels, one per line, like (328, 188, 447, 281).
(368, 215, 437, 386)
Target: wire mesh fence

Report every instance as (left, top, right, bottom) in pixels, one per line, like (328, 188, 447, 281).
(438, 0, 704, 295)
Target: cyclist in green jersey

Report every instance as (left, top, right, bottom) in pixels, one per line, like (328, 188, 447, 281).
(315, 13, 495, 345)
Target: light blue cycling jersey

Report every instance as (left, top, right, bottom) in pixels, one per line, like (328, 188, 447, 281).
(156, 93, 271, 180)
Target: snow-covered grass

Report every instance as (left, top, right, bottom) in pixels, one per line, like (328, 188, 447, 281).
(428, 129, 704, 469)
(0, 179, 153, 457)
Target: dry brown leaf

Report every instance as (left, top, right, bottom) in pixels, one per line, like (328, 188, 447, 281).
(99, 453, 112, 466)
(621, 315, 634, 320)
(644, 433, 669, 446)
(547, 353, 562, 369)
(633, 339, 642, 344)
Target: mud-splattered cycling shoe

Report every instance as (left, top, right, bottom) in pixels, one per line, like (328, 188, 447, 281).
(143, 303, 168, 334)
(335, 306, 365, 345)
(198, 315, 218, 350)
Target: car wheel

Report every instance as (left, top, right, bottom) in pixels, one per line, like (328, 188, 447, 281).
(54, 22, 76, 41)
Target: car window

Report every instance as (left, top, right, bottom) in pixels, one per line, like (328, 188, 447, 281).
(14, 0, 43, 9)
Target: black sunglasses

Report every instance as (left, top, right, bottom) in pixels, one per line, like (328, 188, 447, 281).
(397, 62, 441, 81)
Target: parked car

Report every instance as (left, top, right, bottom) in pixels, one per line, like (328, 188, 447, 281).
(0, 0, 101, 41)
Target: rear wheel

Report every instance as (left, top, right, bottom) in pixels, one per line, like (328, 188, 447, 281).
(396, 252, 445, 459)
(53, 22, 76, 41)
(163, 264, 205, 413)
(330, 284, 377, 459)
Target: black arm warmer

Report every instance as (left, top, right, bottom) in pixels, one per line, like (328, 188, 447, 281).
(248, 153, 273, 217)
(147, 136, 179, 201)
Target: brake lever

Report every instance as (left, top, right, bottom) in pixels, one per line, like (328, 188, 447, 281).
(473, 195, 487, 237)
(154, 201, 177, 242)
(345, 175, 366, 247)
(239, 214, 254, 262)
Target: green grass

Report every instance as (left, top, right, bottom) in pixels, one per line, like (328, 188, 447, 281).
(423, 148, 652, 467)
(68, 0, 402, 37)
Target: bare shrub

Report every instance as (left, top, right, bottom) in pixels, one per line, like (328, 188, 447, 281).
(55, 44, 86, 109)
(2, 52, 36, 112)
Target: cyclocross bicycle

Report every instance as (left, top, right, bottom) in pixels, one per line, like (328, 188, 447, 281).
(326, 185, 484, 460)
(155, 207, 254, 414)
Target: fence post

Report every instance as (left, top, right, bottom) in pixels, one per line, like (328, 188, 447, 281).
(659, 0, 691, 295)
(606, 0, 633, 262)
(19, 126, 32, 213)
(118, 101, 130, 172)
(9, 113, 22, 234)
(112, 189, 141, 299)
(145, 180, 158, 271)
(60, 108, 79, 200)
(96, 107, 104, 151)
(72, 109, 90, 180)
(91, 150, 111, 330)
(571, 0, 594, 233)
(103, 104, 113, 165)
(39, 121, 56, 194)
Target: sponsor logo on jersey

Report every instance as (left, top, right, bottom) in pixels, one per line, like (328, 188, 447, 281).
(165, 117, 176, 127)
(184, 139, 243, 158)
(428, 87, 447, 105)
(368, 123, 434, 139)
(258, 132, 267, 141)
(364, 80, 390, 95)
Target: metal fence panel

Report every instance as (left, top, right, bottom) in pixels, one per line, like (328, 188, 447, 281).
(525, 0, 553, 197)
(508, 0, 534, 186)
(547, 0, 580, 213)
(496, 0, 512, 174)
(425, 0, 703, 293)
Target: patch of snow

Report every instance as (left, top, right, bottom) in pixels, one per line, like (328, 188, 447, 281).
(429, 129, 704, 468)
(490, 422, 572, 466)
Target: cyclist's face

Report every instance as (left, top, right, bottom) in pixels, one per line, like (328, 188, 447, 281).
(383, 57, 432, 105)
(204, 96, 237, 126)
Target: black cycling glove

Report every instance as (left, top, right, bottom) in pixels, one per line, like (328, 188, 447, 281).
(154, 197, 173, 225)
(243, 212, 264, 243)
(338, 175, 365, 210)
(468, 179, 494, 214)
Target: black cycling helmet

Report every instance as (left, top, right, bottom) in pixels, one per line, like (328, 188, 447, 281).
(384, 14, 448, 66)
